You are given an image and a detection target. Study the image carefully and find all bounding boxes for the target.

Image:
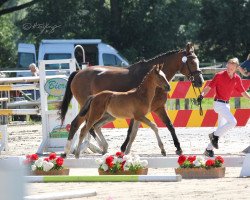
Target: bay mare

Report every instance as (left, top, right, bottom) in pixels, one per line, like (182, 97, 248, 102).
(59, 42, 204, 157)
(65, 65, 171, 158)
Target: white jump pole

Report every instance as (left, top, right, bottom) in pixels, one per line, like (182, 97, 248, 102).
(24, 190, 97, 200)
(25, 175, 181, 183)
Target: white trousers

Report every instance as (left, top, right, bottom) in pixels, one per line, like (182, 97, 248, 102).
(207, 101, 237, 150)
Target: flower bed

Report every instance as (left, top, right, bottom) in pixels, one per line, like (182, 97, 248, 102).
(175, 155, 225, 179)
(96, 152, 148, 175)
(24, 153, 69, 176)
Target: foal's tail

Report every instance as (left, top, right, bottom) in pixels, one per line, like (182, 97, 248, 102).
(58, 71, 79, 124)
(79, 95, 94, 117)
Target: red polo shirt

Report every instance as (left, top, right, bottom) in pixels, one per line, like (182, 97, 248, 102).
(208, 70, 245, 101)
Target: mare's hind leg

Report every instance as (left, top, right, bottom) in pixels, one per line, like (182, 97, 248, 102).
(124, 120, 140, 155)
(94, 126, 108, 155)
(154, 107, 182, 155)
(137, 116, 166, 156)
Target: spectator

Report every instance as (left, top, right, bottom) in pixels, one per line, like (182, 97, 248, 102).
(238, 53, 250, 78)
(29, 63, 39, 76)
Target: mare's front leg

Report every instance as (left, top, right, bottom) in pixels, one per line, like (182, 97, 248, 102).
(154, 106, 182, 155)
(124, 120, 140, 155)
(137, 116, 166, 156)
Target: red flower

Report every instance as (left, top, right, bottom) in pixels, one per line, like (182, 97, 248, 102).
(49, 152, 57, 160)
(66, 124, 71, 132)
(56, 157, 64, 166)
(44, 158, 50, 162)
(121, 160, 126, 171)
(30, 154, 38, 161)
(116, 152, 124, 158)
(106, 155, 114, 168)
(26, 154, 31, 159)
(178, 155, 187, 165)
(205, 159, 215, 166)
(215, 156, 224, 164)
(187, 156, 196, 163)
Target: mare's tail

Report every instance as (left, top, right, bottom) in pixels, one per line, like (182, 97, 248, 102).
(58, 71, 79, 124)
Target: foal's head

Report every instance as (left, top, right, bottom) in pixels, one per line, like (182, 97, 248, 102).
(150, 65, 171, 92)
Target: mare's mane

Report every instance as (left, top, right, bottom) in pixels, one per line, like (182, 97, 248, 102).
(128, 49, 182, 69)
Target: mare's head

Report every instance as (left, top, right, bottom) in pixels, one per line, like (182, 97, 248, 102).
(178, 42, 204, 87)
(150, 64, 171, 92)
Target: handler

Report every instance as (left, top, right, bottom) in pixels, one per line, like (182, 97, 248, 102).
(197, 58, 250, 157)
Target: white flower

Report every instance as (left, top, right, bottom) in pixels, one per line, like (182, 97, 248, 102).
(196, 156, 205, 164)
(95, 158, 104, 165)
(34, 158, 43, 168)
(31, 165, 36, 171)
(101, 163, 109, 171)
(123, 155, 132, 161)
(140, 160, 148, 168)
(123, 163, 130, 171)
(43, 161, 54, 172)
(194, 160, 201, 167)
(117, 157, 123, 163)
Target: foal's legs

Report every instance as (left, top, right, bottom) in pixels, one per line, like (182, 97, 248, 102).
(75, 123, 92, 158)
(137, 116, 166, 156)
(154, 107, 182, 155)
(121, 119, 134, 152)
(92, 113, 116, 154)
(124, 120, 140, 155)
(64, 115, 86, 157)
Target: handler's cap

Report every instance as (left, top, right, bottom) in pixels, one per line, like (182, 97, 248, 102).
(227, 57, 239, 66)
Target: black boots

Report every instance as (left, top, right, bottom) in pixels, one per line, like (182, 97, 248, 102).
(209, 132, 219, 149)
(204, 149, 214, 157)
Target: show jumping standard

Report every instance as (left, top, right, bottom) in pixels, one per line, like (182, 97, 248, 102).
(59, 42, 204, 156)
(64, 65, 170, 158)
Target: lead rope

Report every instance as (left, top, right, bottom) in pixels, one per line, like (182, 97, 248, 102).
(190, 81, 203, 116)
(183, 53, 203, 116)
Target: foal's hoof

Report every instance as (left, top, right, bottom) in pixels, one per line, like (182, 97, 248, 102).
(161, 149, 167, 156)
(101, 150, 108, 155)
(60, 153, 67, 158)
(175, 149, 183, 155)
(75, 152, 80, 159)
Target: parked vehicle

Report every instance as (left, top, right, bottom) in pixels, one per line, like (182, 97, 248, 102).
(17, 39, 129, 76)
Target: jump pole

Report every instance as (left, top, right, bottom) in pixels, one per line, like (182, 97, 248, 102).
(24, 189, 97, 200)
(26, 175, 181, 183)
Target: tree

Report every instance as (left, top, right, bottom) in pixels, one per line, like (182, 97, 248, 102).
(198, 0, 250, 62)
(0, 0, 42, 16)
(16, 0, 202, 63)
(0, 14, 18, 68)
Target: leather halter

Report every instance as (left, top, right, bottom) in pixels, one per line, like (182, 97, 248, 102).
(181, 51, 202, 82)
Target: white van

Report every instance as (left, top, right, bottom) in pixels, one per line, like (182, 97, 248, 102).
(17, 39, 129, 74)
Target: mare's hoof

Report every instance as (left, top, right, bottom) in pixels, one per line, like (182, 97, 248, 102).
(61, 153, 67, 158)
(161, 149, 167, 156)
(176, 149, 183, 155)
